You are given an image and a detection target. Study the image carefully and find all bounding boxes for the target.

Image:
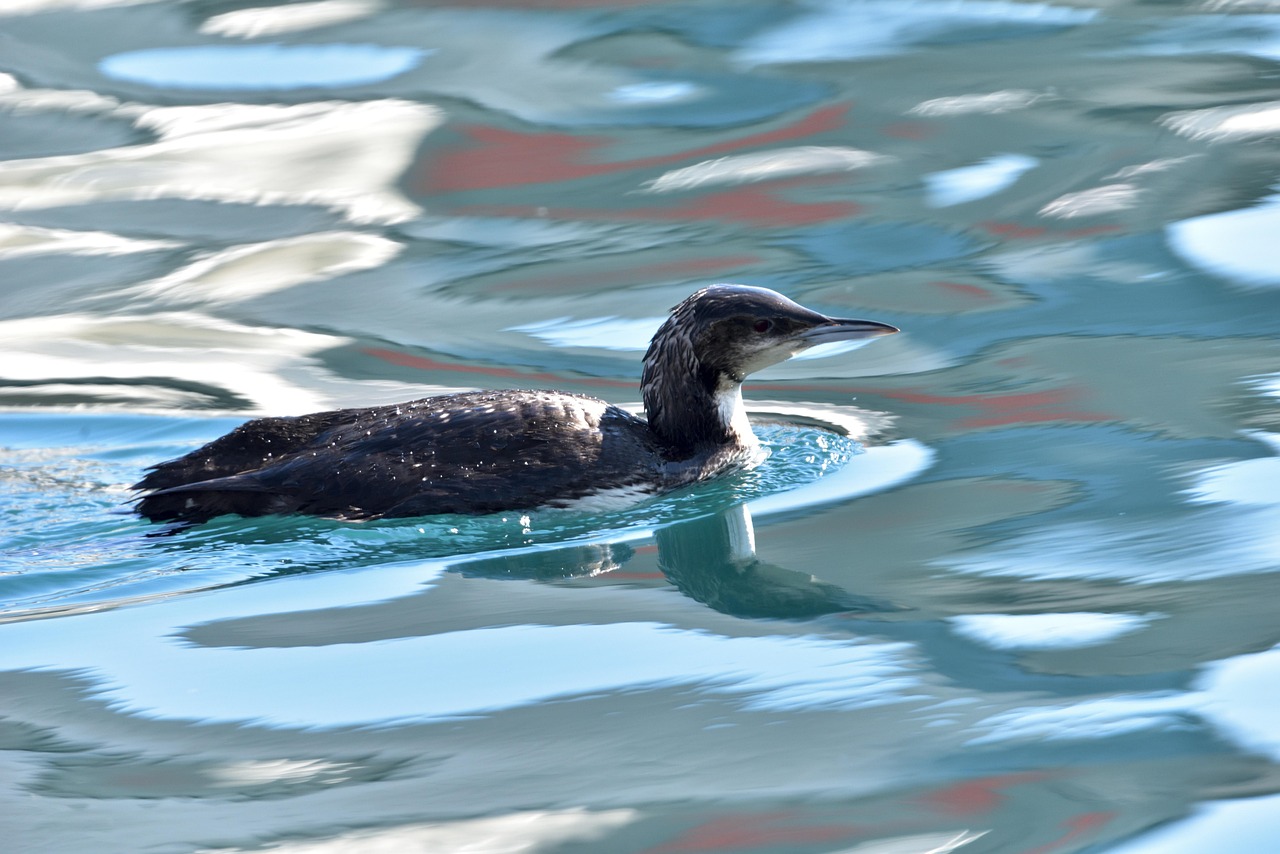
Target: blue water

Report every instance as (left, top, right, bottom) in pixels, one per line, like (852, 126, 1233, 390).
(3, 1, 1280, 852)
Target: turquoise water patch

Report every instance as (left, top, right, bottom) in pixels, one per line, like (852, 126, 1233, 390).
(99, 44, 428, 90)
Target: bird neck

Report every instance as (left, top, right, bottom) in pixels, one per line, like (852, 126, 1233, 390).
(641, 326, 757, 456)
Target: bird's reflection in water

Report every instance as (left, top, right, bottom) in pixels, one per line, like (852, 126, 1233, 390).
(134, 495, 899, 641)
(655, 503, 897, 620)
(407, 503, 901, 621)
(454, 541, 636, 581)
(437, 501, 895, 621)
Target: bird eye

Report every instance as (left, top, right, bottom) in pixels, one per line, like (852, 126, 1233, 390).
(753, 319, 773, 333)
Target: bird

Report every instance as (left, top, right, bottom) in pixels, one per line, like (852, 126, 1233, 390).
(133, 284, 898, 523)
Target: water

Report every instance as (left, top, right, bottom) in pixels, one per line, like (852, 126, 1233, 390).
(2, 1, 1279, 851)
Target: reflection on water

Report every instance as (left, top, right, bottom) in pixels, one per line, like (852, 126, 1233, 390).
(100, 44, 429, 90)
(3, 0, 1280, 851)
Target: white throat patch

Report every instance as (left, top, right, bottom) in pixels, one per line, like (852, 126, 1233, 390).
(714, 380, 758, 448)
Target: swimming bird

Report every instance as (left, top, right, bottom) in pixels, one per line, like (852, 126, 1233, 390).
(134, 285, 898, 523)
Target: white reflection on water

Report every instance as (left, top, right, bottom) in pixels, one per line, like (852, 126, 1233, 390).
(941, 509, 1280, 584)
(202, 0, 381, 38)
(923, 154, 1037, 208)
(946, 434, 1280, 583)
(204, 808, 638, 854)
(1198, 644, 1280, 762)
(1107, 156, 1198, 182)
(125, 231, 402, 305)
(908, 89, 1048, 117)
(509, 315, 664, 351)
(0, 312, 352, 413)
(1106, 793, 1280, 854)
(1129, 14, 1280, 62)
(964, 637, 1280, 762)
(984, 241, 1165, 285)
(608, 81, 702, 104)
(1168, 189, 1280, 286)
(0, 99, 439, 224)
(966, 692, 1197, 745)
(0, 222, 177, 258)
(840, 831, 989, 854)
(2, 616, 919, 727)
(100, 44, 428, 90)
(1186, 433, 1280, 507)
(1039, 183, 1139, 219)
(1254, 374, 1280, 401)
(0, 72, 115, 112)
(644, 146, 889, 193)
(1162, 100, 1280, 142)
(949, 612, 1159, 650)
(739, 0, 1098, 64)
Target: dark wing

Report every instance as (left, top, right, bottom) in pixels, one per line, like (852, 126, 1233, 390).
(133, 410, 350, 492)
(135, 391, 660, 523)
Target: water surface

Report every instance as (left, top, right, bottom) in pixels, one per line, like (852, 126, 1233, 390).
(2, 1, 1280, 852)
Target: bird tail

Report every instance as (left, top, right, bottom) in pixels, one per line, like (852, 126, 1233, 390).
(134, 475, 294, 523)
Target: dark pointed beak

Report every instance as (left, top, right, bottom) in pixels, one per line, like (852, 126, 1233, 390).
(797, 317, 899, 346)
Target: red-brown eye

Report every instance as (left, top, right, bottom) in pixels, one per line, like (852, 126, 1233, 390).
(753, 319, 773, 333)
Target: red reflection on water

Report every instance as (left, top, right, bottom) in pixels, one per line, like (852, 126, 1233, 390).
(1024, 811, 1115, 854)
(979, 221, 1124, 239)
(932, 280, 997, 301)
(424, 104, 851, 192)
(920, 771, 1048, 816)
(874, 386, 1113, 429)
(634, 776, 1114, 854)
(646, 811, 862, 853)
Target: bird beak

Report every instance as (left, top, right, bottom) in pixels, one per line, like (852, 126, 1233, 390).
(797, 317, 899, 345)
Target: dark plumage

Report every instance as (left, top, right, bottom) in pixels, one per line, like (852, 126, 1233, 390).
(134, 285, 897, 523)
